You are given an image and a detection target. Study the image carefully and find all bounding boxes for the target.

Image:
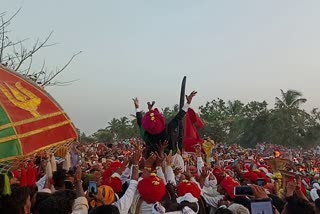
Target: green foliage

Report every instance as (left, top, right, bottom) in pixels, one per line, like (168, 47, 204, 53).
(198, 90, 320, 148)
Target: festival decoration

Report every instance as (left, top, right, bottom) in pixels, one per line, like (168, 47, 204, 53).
(202, 138, 215, 165)
(265, 156, 289, 198)
(0, 65, 78, 172)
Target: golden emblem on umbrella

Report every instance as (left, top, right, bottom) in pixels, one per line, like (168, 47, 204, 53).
(0, 82, 41, 117)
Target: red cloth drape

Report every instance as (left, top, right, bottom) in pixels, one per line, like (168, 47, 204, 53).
(183, 108, 205, 152)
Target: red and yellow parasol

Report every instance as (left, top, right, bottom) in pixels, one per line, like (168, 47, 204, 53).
(0, 65, 78, 163)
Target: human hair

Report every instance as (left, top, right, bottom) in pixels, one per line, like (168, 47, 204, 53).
(0, 185, 30, 214)
(268, 193, 285, 213)
(285, 196, 315, 214)
(89, 205, 120, 214)
(117, 181, 129, 199)
(38, 190, 76, 214)
(233, 196, 251, 211)
(215, 207, 234, 214)
(31, 192, 51, 214)
(159, 183, 180, 212)
(52, 169, 66, 189)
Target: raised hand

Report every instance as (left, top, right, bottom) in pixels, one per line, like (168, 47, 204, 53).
(74, 166, 82, 183)
(250, 185, 269, 200)
(147, 101, 155, 111)
(157, 140, 169, 156)
(201, 166, 209, 178)
(145, 152, 157, 168)
(155, 152, 165, 167)
(132, 150, 141, 165)
(133, 97, 139, 109)
(186, 91, 197, 104)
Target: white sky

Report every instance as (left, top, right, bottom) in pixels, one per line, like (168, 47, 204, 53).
(3, 0, 320, 134)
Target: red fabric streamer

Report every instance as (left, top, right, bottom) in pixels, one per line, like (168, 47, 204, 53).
(183, 108, 205, 153)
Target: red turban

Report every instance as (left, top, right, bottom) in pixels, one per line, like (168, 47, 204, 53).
(105, 173, 122, 193)
(243, 171, 259, 183)
(142, 109, 166, 135)
(177, 180, 201, 199)
(212, 167, 225, 185)
(138, 173, 166, 204)
(102, 161, 123, 186)
(221, 176, 240, 199)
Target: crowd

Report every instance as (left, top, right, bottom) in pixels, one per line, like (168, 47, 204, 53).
(1, 93, 320, 214)
(1, 139, 320, 214)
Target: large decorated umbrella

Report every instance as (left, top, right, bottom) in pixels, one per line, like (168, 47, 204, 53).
(0, 65, 78, 170)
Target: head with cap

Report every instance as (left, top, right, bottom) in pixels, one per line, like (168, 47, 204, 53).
(227, 203, 250, 214)
(142, 108, 166, 135)
(212, 167, 225, 185)
(104, 173, 122, 194)
(313, 182, 320, 190)
(204, 172, 217, 188)
(138, 173, 166, 204)
(218, 176, 240, 200)
(102, 162, 123, 190)
(243, 171, 258, 185)
(177, 180, 201, 200)
(90, 185, 116, 208)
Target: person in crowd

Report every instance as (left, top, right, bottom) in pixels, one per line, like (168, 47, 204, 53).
(133, 91, 197, 156)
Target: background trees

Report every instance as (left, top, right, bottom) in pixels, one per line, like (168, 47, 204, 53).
(80, 89, 320, 149)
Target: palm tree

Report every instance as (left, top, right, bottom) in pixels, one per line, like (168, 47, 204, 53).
(275, 89, 307, 109)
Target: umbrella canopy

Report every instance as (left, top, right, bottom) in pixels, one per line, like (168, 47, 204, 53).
(0, 65, 78, 162)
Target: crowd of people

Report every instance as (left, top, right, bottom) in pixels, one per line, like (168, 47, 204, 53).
(1, 93, 320, 214)
(1, 140, 320, 214)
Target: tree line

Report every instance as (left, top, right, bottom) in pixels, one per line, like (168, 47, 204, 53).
(79, 89, 320, 148)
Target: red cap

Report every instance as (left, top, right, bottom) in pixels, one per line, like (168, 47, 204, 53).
(212, 167, 225, 185)
(177, 180, 201, 199)
(142, 109, 166, 135)
(243, 171, 258, 183)
(255, 171, 268, 183)
(221, 176, 240, 199)
(138, 173, 166, 204)
(105, 173, 123, 193)
(102, 162, 123, 185)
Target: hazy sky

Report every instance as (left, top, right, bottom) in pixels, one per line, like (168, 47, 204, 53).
(3, 0, 320, 134)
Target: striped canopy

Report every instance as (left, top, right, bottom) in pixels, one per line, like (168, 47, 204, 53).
(0, 65, 78, 162)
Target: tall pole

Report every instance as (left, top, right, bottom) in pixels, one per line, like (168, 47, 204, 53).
(178, 76, 186, 151)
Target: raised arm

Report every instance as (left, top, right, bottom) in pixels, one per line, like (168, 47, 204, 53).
(133, 97, 143, 127)
(167, 91, 197, 130)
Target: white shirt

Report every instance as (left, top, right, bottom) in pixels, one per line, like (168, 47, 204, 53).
(113, 180, 138, 214)
(72, 197, 89, 214)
